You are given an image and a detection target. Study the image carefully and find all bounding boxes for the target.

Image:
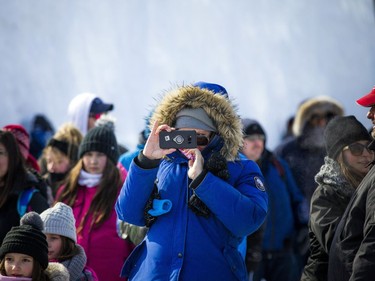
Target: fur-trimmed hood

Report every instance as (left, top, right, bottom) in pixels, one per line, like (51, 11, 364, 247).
(293, 96, 344, 136)
(45, 262, 70, 281)
(150, 85, 242, 161)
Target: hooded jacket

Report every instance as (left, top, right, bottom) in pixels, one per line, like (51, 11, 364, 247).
(116, 85, 268, 281)
(275, 96, 344, 213)
(301, 157, 354, 281)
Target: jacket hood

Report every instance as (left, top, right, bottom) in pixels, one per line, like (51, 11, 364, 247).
(68, 93, 96, 136)
(293, 96, 344, 136)
(150, 85, 242, 161)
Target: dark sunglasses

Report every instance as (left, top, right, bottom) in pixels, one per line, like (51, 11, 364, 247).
(196, 134, 210, 146)
(343, 143, 374, 156)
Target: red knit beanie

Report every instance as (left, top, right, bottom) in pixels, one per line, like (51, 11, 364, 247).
(3, 124, 30, 159)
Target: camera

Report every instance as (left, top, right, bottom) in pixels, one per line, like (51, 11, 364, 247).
(159, 130, 197, 149)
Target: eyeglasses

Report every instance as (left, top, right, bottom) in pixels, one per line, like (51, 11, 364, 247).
(343, 143, 374, 156)
(89, 113, 103, 120)
(196, 134, 210, 146)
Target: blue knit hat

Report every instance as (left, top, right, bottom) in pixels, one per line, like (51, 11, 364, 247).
(193, 81, 228, 98)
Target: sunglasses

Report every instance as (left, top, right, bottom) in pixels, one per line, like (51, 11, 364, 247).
(343, 143, 374, 156)
(196, 134, 210, 146)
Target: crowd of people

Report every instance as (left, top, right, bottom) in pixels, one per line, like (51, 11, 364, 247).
(0, 82, 375, 281)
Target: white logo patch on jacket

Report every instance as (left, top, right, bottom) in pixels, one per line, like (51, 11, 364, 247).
(254, 176, 265, 191)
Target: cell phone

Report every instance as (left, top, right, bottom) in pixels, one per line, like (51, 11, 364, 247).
(159, 130, 197, 149)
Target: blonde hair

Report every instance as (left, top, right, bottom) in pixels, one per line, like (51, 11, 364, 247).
(41, 123, 83, 169)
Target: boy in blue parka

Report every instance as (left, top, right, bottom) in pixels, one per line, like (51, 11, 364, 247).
(116, 82, 268, 281)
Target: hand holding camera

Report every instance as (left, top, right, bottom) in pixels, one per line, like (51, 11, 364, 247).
(142, 121, 177, 160)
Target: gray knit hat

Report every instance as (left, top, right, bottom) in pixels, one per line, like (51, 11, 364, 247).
(40, 202, 77, 243)
(174, 108, 217, 132)
(78, 126, 119, 164)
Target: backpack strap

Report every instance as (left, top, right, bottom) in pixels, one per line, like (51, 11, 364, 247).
(17, 188, 39, 217)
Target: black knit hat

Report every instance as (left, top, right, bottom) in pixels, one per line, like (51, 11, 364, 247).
(241, 118, 266, 143)
(79, 126, 119, 164)
(324, 115, 371, 159)
(0, 212, 49, 269)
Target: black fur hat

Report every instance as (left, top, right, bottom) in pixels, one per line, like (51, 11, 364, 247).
(79, 126, 119, 164)
(324, 115, 371, 159)
(0, 212, 49, 269)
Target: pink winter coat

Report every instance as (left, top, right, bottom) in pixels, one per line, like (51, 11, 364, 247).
(56, 165, 133, 281)
(70, 185, 133, 281)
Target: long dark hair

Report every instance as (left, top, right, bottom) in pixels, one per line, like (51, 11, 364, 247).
(0, 130, 28, 208)
(56, 158, 121, 234)
(55, 236, 80, 261)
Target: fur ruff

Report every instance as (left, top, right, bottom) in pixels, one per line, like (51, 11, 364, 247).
(45, 262, 70, 281)
(150, 85, 242, 161)
(293, 96, 344, 136)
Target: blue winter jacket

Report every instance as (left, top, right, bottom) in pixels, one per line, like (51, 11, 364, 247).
(116, 150, 268, 281)
(260, 153, 306, 251)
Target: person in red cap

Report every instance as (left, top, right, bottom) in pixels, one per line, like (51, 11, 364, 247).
(356, 86, 375, 108)
(3, 125, 40, 172)
(327, 86, 375, 281)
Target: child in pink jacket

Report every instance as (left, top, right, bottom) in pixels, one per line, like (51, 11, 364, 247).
(56, 126, 134, 281)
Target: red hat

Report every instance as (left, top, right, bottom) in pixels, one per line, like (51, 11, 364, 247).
(3, 124, 41, 172)
(3, 124, 30, 159)
(356, 87, 375, 107)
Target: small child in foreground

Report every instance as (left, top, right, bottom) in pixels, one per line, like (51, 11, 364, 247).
(0, 212, 69, 281)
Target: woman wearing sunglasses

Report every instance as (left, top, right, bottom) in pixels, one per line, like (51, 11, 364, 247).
(301, 115, 374, 281)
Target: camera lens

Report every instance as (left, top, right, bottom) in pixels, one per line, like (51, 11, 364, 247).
(173, 135, 184, 144)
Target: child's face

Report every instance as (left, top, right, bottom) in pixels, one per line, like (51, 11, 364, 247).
(46, 234, 62, 260)
(45, 149, 71, 174)
(4, 253, 34, 277)
(82, 151, 107, 174)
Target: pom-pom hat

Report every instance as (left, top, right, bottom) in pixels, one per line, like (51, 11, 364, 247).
(0, 212, 49, 269)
